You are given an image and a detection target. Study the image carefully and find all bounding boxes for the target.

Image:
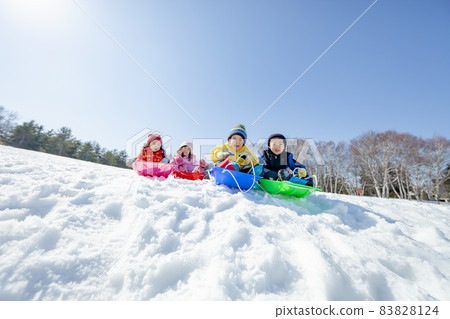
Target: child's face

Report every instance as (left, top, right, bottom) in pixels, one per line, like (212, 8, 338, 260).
(228, 135, 244, 151)
(150, 140, 162, 152)
(181, 146, 191, 156)
(269, 138, 285, 155)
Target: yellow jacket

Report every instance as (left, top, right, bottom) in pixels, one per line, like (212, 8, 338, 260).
(210, 143, 259, 169)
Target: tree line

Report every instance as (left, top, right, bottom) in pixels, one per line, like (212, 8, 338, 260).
(295, 131, 449, 201)
(0, 106, 128, 168)
(2, 107, 449, 200)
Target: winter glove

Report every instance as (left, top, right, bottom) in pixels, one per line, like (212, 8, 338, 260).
(195, 159, 206, 173)
(174, 157, 184, 166)
(236, 154, 251, 167)
(217, 151, 234, 160)
(293, 167, 307, 178)
(278, 168, 293, 181)
(172, 157, 185, 171)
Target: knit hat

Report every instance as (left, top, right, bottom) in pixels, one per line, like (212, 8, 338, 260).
(146, 133, 162, 145)
(227, 124, 247, 140)
(178, 140, 193, 151)
(267, 133, 287, 147)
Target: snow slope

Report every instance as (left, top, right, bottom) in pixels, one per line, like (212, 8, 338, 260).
(1, 145, 449, 301)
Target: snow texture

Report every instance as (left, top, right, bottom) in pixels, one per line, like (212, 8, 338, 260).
(1, 145, 449, 300)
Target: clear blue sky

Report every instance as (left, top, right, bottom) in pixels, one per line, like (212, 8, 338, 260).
(1, 0, 449, 158)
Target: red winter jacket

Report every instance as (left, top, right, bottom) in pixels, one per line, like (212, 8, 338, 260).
(136, 148, 165, 162)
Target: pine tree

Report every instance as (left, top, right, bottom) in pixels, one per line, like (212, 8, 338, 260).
(76, 141, 101, 162)
(7, 121, 45, 151)
(46, 127, 81, 157)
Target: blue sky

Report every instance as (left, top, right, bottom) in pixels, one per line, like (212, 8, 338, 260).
(0, 0, 449, 158)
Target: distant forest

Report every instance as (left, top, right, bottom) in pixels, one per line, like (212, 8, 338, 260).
(288, 132, 449, 202)
(0, 106, 128, 168)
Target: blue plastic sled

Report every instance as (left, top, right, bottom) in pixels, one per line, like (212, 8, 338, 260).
(209, 167, 262, 191)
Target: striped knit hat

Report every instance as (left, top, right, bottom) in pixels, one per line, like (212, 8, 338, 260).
(227, 124, 247, 141)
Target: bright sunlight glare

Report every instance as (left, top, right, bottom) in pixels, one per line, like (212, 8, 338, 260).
(1, 0, 71, 28)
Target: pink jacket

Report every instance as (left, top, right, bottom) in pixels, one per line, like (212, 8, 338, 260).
(170, 141, 205, 172)
(171, 141, 207, 173)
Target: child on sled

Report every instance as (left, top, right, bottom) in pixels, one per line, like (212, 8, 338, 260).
(132, 133, 172, 177)
(135, 133, 169, 163)
(210, 124, 263, 175)
(170, 141, 206, 173)
(259, 133, 314, 186)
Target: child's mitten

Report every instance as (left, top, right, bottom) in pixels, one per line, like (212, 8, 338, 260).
(217, 151, 233, 160)
(236, 154, 250, 167)
(174, 157, 184, 166)
(293, 167, 307, 178)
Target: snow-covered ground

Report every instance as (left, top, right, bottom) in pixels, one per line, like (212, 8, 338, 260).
(1, 145, 449, 301)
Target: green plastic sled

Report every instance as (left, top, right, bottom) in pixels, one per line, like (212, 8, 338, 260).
(257, 179, 322, 198)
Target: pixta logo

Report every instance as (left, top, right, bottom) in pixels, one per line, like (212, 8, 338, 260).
(126, 131, 324, 166)
(191, 137, 324, 165)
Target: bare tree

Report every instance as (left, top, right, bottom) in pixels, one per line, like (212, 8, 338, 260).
(350, 131, 384, 197)
(425, 136, 450, 201)
(301, 141, 355, 194)
(0, 106, 17, 141)
(282, 130, 447, 201)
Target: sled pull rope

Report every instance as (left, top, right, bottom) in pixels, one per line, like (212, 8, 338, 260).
(311, 174, 318, 188)
(223, 156, 257, 193)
